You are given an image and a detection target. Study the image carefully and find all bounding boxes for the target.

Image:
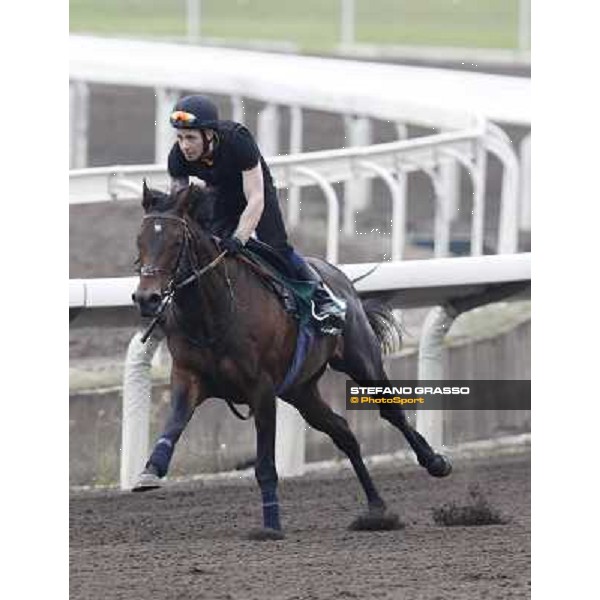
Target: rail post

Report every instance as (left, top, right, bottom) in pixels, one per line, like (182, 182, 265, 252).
(120, 330, 162, 490)
(69, 81, 89, 169)
(417, 305, 459, 452)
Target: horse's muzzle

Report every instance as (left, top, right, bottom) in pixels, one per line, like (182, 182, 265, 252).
(132, 289, 162, 317)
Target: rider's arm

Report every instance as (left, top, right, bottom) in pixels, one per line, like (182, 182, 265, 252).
(235, 162, 265, 244)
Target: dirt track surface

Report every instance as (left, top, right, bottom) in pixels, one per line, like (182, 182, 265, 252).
(70, 452, 530, 599)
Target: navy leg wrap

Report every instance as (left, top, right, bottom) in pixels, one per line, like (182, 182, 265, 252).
(255, 423, 281, 531)
(261, 487, 281, 531)
(147, 437, 174, 478)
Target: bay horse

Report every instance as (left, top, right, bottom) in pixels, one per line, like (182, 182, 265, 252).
(132, 182, 451, 539)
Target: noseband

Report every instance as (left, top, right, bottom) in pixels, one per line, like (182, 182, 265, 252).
(138, 213, 228, 342)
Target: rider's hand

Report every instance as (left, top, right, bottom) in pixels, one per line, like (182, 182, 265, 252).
(219, 236, 244, 255)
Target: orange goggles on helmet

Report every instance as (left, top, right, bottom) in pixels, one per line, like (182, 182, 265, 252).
(170, 110, 197, 126)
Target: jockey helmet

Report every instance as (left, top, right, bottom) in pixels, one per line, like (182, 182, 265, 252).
(170, 95, 219, 130)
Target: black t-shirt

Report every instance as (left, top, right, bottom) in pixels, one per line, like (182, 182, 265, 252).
(168, 121, 278, 226)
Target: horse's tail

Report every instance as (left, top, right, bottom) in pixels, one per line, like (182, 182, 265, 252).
(361, 297, 403, 355)
(350, 263, 380, 286)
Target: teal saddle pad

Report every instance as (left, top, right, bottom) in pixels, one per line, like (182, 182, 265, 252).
(240, 240, 318, 327)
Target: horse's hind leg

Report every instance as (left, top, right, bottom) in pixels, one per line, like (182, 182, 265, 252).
(378, 404, 451, 477)
(287, 382, 399, 529)
(338, 347, 451, 478)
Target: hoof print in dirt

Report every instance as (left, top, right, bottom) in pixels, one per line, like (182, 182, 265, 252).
(432, 487, 508, 527)
(247, 527, 285, 541)
(427, 454, 453, 478)
(349, 508, 404, 531)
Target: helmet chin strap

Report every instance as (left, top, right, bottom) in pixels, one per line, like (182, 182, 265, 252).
(199, 129, 215, 162)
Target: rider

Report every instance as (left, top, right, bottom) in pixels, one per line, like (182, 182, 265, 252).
(167, 94, 346, 335)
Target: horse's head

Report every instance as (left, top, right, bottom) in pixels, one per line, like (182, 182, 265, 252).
(132, 181, 214, 317)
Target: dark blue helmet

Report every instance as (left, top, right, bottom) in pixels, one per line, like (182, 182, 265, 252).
(170, 95, 219, 129)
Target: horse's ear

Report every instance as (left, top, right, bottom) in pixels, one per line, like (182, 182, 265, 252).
(174, 184, 197, 216)
(141, 179, 153, 212)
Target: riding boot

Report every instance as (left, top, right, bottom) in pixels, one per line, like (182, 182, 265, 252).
(289, 251, 347, 335)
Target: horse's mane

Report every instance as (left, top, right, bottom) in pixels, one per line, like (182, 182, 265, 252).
(146, 184, 215, 229)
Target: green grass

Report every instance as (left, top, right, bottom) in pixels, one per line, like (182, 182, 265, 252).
(356, 0, 519, 49)
(70, 0, 522, 52)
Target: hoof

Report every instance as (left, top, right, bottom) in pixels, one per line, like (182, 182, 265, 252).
(427, 454, 453, 478)
(246, 527, 285, 541)
(131, 471, 162, 492)
(349, 505, 404, 531)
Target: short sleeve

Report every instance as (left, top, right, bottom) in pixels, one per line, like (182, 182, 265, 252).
(167, 143, 189, 178)
(231, 125, 260, 171)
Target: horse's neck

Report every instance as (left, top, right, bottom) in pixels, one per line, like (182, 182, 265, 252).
(172, 231, 230, 332)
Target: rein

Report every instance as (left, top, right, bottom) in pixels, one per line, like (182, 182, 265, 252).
(139, 213, 229, 343)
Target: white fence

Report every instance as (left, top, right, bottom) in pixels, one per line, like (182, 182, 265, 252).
(70, 254, 531, 315)
(69, 35, 531, 167)
(70, 121, 526, 263)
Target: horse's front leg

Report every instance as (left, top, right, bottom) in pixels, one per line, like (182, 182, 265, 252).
(133, 367, 204, 491)
(248, 388, 284, 540)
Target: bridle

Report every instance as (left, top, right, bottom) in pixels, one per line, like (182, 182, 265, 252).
(137, 213, 231, 344)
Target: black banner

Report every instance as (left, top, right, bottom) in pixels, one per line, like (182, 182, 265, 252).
(345, 380, 530, 410)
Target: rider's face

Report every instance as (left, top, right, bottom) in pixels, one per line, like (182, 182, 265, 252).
(176, 129, 213, 162)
